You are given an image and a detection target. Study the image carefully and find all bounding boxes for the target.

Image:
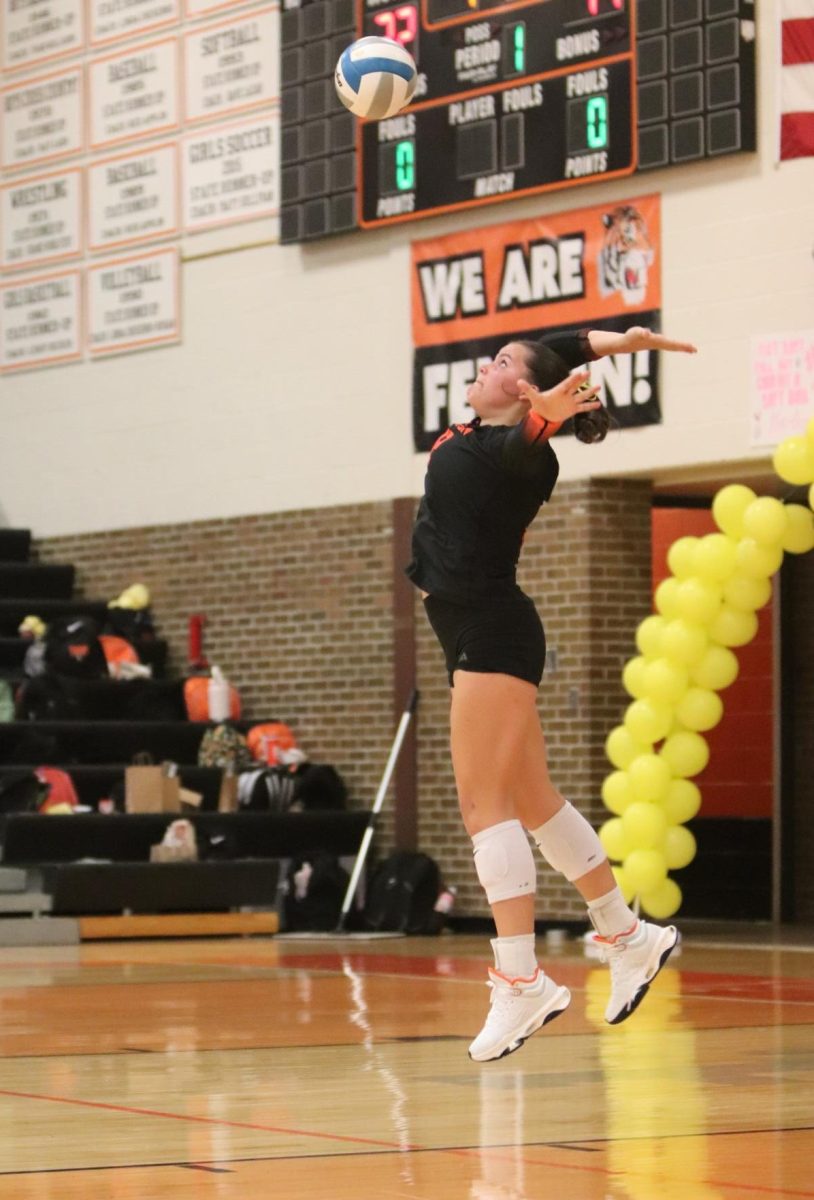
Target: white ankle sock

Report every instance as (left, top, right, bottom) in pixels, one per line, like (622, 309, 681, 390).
(586, 887, 637, 939)
(491, 933, 538, 979)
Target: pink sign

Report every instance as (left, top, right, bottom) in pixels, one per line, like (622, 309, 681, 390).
(751, 331, 814, 446)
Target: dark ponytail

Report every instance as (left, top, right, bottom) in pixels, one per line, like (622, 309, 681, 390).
(516, 339, 610, 444)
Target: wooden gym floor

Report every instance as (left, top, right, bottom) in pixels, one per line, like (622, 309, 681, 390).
(0, 929, 813, 1199)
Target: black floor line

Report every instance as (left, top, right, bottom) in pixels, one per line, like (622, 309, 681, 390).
(2, 1125, 813, 1177)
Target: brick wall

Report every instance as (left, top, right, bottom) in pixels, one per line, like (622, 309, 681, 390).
(35, 479, 653, 919)
(35, 504, 399, 848)
(415, 478, 653, 919)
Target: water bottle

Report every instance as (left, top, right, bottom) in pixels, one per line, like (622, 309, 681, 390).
(207, 665, 231, 722)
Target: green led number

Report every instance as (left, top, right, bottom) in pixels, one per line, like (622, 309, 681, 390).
(513, 23, 525, 74)
(586, 95, 609, 149)
(395, 140, 415, 191)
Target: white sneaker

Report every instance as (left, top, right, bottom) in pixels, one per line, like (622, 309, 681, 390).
(595, 919, 679, 1025)
(468, 967, 571, 1062)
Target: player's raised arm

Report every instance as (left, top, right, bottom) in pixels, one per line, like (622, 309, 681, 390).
(587, 326, 698, 357)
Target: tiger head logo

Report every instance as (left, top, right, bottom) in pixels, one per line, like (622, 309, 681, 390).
(598, 205, 654, 307)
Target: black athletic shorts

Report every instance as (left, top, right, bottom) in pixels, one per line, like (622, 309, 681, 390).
(423, 590, 546, 688)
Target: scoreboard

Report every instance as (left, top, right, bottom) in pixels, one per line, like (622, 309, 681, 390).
(361, 0, 635, 226)
(280, 0, 756, 242)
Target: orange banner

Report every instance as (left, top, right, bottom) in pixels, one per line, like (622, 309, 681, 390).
(411, 193, 661, 349)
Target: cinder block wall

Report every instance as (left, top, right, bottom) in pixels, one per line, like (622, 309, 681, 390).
(35, 479, 653, 918)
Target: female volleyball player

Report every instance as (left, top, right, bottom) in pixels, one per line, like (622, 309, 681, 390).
(407, 326, 697, 1062)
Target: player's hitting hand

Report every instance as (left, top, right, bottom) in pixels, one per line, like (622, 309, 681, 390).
(517, 370, 602, 425)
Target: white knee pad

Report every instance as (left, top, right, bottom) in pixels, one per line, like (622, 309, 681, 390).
(472, 819, 536, 905)
(531, 802, 605, 882)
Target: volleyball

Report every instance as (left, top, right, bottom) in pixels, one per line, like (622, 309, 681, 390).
(334, 36, 417, 121)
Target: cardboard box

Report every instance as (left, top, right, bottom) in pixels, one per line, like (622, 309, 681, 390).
(125, 765, 181, 813)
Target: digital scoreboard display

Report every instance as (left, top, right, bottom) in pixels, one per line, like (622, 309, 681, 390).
(279, 0, 756, 242)
(362, 0, 634, 226)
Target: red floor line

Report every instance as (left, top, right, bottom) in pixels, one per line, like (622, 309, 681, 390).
(0, 1087, 417, 1152)
(1, 1087, 813, 1197)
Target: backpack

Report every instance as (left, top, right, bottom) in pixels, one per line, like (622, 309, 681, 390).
(283, 853, 349, 932)
(364, 851, 442, 935)
(99, 635, 139, 667)
(15, 675, 81, 720)
(184, 675, 242, 721)
(44, 617, 108, 680)
(34, 766, 80, 813)
(197, 724, 253, 772)
(247, 722, 298, 765)
(237, 766, 298, 813)
(0, 680, 14, 721)
(289, 763, 347, 811)
(105, 608, 167, 675)
(0, 770, 47, 813)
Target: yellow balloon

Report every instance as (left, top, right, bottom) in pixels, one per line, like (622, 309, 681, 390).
(708, 605, 758, 648)
(742, 496, 789, 546)
(605, 725, 650, 770)
(660, 778, 702, 824)
(660, 618, 708, 666)
(735, 537, 783, 580)
(781, 504, 814, 554)
(640, 876, 682, 919)
(654, 577, 681, 619)
(675, 577, 722, 625)
(675, 686, 723, 732)
(773, 435, 814, 486)
(667, 536, 700, 580)
(622, 656, 649, 700)
(635, 614, 667, 658)
(690, 644, 739, 690)
(628, 753, 672, 803)
(712, 484, 757, 539)
(599, 817, 630, 862)
(601, 770, 635, 815)
(611, 864, 636, 904)
(661, 730, 709, 778)
(722, 573, 772, 612)
(624, 698, 673, 744)
(642, 657, 689, 706)
(664, 825, 697, 869)
(624, 848, 668, 894)
(622, 801, 668, 850)
(692, 533, 738, 584)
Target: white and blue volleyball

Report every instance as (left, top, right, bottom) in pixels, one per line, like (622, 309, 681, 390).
(335, 36, 417, 121)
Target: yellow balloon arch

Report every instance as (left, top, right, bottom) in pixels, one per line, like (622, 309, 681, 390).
(600, 422, 814, 918)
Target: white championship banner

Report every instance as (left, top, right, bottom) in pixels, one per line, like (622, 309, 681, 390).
(87, 245, 180, 355)
(2, 0, 84, 73)
(182, 112, 277, 231)
(1, 68, 83, 171)
(90, 0, 180, 49)
(0, 268, 82, 371)
(0, 168, 82, 270)
(89, 143, 179, 251)
(89, 37, 180, 151)
(183, 6, 279, 125)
